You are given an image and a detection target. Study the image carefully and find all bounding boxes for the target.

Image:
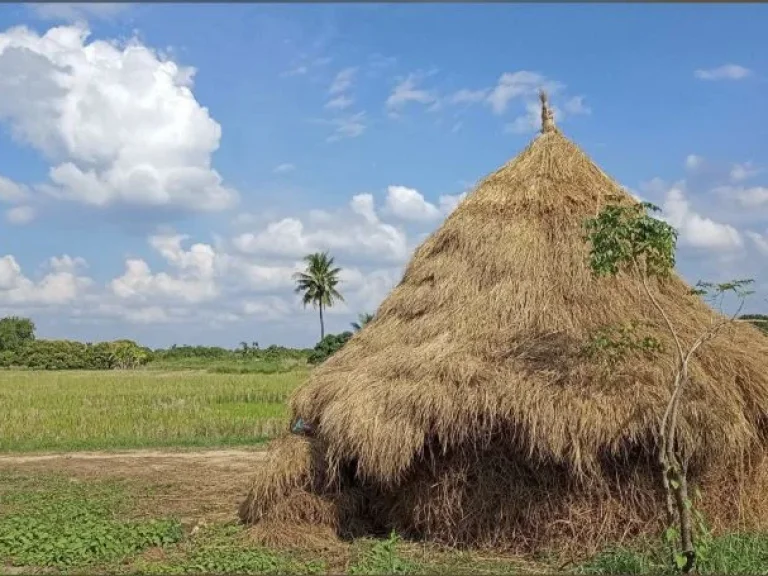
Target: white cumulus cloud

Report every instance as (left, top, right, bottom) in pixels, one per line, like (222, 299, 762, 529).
(0, 254, 92, 305)
(384, 185, 465, 222)
(727, 185, 768, 208)
(663, 186, 743, 251)
(233, 194, 409, 263)
(110, 233, 220, 304)
(0, 24, 237, 212)
(385, 186, 441, 221)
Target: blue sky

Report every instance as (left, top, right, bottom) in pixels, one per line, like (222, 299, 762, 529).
(0, 3, 767, 348)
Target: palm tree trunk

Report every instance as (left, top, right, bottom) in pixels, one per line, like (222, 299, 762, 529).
(319, 303, 325, 340)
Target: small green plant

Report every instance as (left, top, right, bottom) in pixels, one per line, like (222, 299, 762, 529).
(575, 546, 660, 574)
(181, 547, 324, 574)
(349, 531, 419, 575)
(582, 321, 663, 366)
(662, 488, 713, 570)
(584, 198, 755, 573)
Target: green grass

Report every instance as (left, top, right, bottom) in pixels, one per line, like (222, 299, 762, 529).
(147, 356, 307, 374)
(576, 534, 768, 575)
(3, 471, 768, 575)
(0, 369, 307, 452)
(0, 472, 322, 574)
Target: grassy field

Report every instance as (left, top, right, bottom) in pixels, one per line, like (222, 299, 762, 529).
(0, 369, 306, 452)
(2, 470, 768, 575)
(4, 368, 768, 574)
(0, 470, 537, 575)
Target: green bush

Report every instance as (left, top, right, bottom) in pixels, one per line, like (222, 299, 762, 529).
(1, 339, 152, 370)
(308, 331, 353, 365)
(152, 344, 232, 360)
(0, 316, 35, 352)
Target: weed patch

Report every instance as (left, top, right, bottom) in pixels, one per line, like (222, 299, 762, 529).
(348, 532, 420, 575)
(575, 532, 768, 575)
(135, 523, 325, 575)
(0, 473, 182, 569)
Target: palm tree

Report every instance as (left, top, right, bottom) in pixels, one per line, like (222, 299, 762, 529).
(293, 252, 344, 340)
(351, 312, 374, 332)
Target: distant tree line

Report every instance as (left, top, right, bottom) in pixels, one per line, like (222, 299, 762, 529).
(0, 316, 152, 370)
(0, 250, 377, 371)
(739, 314, 768, 335)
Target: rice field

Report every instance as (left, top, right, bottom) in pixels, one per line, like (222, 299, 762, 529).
(0, 369, 307, 452)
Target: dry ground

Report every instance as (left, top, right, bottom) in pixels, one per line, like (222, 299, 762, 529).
(0, 447, 267, 525)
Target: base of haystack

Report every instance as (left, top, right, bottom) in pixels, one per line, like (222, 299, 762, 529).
(241, 436, 768, 555)
(246, 520, 341, 551)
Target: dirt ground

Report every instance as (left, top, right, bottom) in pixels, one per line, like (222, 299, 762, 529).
(0, 448, 267, 524)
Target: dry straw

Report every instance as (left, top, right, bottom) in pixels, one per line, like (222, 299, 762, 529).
(241, 93, 768, 553)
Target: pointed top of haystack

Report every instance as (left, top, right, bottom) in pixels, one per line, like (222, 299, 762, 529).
(539, 89, 556, 133)
(290, 116, 768, 486)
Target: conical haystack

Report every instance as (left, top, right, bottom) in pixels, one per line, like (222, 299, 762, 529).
(242, 94, 768, 552)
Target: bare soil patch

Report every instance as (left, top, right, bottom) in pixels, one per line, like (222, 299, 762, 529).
(0, 448, 266, 523)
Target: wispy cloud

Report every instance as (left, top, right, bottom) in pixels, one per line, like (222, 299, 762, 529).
(323, 112, 367, 142)
(29, 3, 131, 22)
(448, 88, 488, 105)
(281, 65, 308, 78)
(731, 162, 761, 182)
(563, 95, 591, 116)
(685, 154, 704, 171)
(504, 94, 589, 135)
(325, 95, 354, 111)
(280, 55, 332, 79)
(366, 53, 397, 77)
(329, 67, 357, 95)
(273, 163, 296, 175)
(694, 64, 752, 81)
(386, 73, 438, 114)
(5, 205, 36, 225)
(324, 67, 357, 111)
(486, 71, 561, 115)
